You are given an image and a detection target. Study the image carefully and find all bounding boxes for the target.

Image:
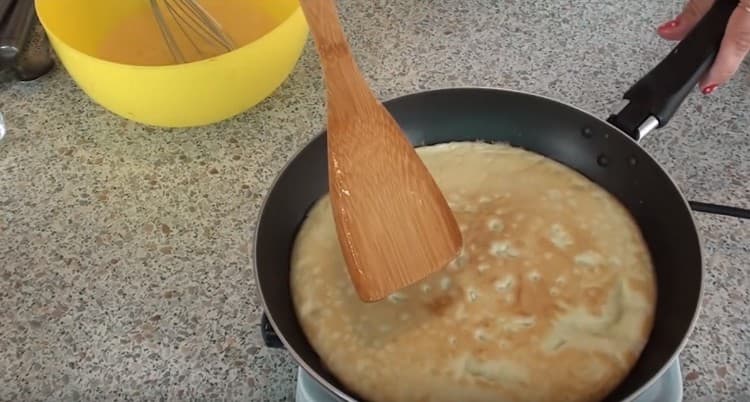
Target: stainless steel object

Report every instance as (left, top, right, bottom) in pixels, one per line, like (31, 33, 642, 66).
(0, 111, 6, 141)
(0, 0, 15, 26)
(294, 363, 685, 402)
(637, 115, 660, 139)
(149, 0, 236, 64)
(0, 0, 34, 61)
(611, 100, 660, 139)
(0, 0, 54, 81)
(13, 28, 54, 81)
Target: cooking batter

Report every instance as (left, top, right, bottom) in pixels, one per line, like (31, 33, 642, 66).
(290, 141, 656, 402)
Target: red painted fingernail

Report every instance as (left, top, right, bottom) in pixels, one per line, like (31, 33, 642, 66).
(657, 17, 680, 31)
(701, 84, 718, 95)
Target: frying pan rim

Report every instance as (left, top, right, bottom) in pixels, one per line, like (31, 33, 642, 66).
(252, 85, 705, 402)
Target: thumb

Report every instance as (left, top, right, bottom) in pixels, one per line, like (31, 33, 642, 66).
(700, 4, 750, 91)
(657, 0, 715, 41)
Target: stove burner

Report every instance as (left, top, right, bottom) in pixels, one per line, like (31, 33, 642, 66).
(295, 359, 683, 402)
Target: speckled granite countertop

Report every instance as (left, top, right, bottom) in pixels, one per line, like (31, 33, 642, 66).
(1, 0, 748, 401)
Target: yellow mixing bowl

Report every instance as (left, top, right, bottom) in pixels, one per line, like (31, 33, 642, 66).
(35, 0, 308, 127)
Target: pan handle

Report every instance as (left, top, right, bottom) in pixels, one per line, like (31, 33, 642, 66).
(607, 0, 738, 141)
(260, 313, 285, 349)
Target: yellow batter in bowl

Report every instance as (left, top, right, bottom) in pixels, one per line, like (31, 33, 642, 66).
(35, 0, 308, 127)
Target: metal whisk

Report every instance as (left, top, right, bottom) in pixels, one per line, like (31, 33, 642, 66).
(150, 0, 237, 64)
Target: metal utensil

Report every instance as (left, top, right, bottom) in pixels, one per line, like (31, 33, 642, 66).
(0, 0, 15, 25)
(0, 111, 5, 141)
(0, 0, 33, 61)
(150, 0, 236, 64)
(0, 0, 54, 81)
(13, 25, 54, 81)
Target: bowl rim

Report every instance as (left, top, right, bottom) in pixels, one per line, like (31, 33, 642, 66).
(34, 0, 307, 69)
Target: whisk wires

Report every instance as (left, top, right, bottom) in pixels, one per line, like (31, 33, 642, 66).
(150, 0, 237, 64)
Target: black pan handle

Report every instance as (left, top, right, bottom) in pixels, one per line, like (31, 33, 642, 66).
(261, 313, 285, 349)
(607, 0, 738, 141)
(606, 0, 750, 221)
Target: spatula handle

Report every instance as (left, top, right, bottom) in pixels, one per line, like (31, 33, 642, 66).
(298, 0, 376, 111)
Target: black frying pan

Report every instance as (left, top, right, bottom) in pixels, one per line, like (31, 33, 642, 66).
(255, 1, 749, 401)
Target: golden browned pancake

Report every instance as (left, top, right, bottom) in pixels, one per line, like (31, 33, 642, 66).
(290, 142, 656, 402)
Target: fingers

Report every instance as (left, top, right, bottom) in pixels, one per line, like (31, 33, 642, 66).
(700, 3, 750, 92)
(657, 0, 750, 93)
(657, 0, 715, 41)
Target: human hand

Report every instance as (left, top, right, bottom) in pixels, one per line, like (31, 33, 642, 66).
(657, 0, 750, 94)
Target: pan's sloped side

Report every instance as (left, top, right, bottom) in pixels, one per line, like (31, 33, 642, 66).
(255, 88, 702, 402)
(254, 131, 357, 399)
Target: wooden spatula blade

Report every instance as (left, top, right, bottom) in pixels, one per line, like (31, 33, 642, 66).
(328, 105, 463, 302)
(299, 0, 463, 302)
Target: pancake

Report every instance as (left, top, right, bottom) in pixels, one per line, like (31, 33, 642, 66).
(290, 142, 656, 402)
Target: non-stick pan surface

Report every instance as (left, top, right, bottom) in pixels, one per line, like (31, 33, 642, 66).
(255, 0, 747, 401)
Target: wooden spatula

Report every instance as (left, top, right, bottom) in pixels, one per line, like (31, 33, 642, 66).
(298, 0, 463, 302)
